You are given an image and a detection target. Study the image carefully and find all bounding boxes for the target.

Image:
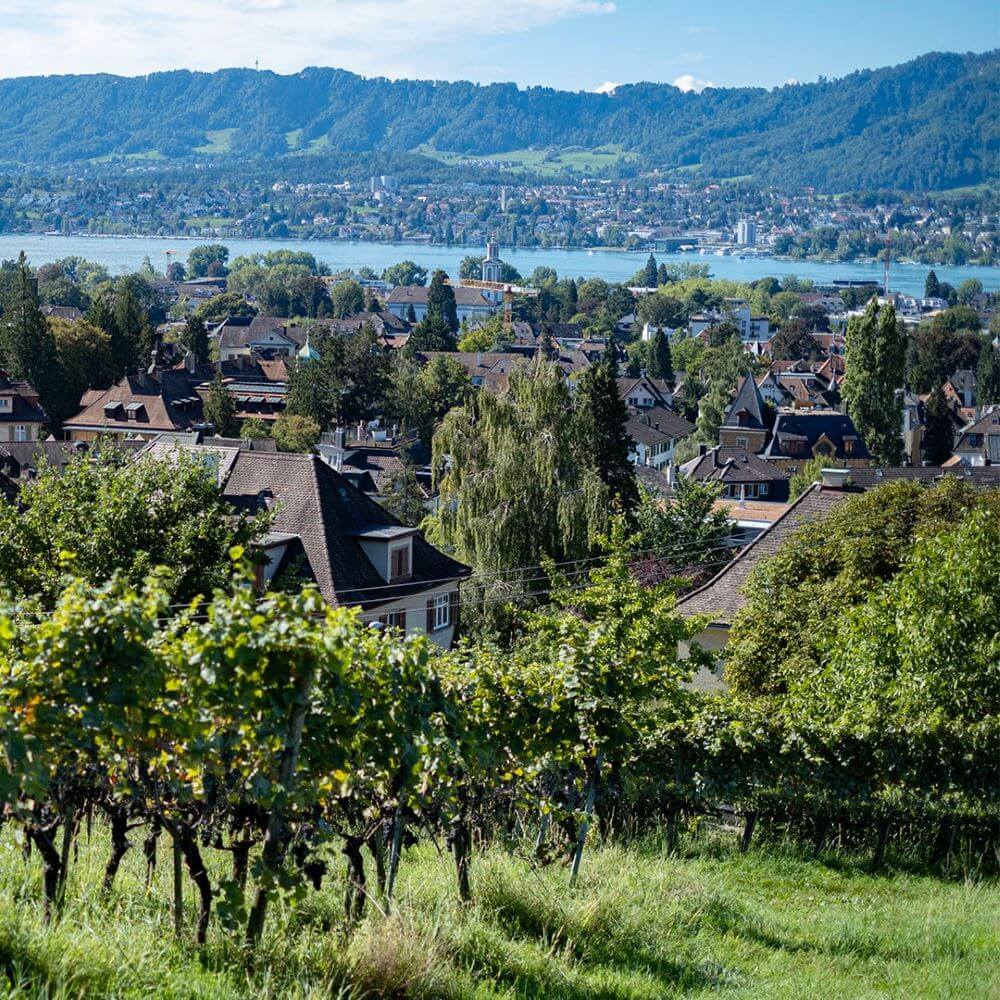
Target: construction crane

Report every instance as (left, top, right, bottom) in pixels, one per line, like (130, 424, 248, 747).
(450, 278, 539, 333)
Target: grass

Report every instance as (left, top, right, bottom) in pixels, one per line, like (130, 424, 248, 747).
(412, 144, 638, 177)
(0, 828, 995, 999)
(194, 129, 239, 155)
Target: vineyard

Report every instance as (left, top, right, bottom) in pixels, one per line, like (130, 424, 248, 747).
(0, 477, 998, 996)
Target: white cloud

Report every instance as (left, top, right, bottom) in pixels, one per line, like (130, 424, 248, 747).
(0, 0, 616, 79)
(673, 73, 715, 94)
(593, 81, 618, 94)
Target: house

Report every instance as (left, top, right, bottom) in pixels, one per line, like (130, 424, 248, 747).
(689, 300, 770, 343)
(942, 369, 977, 412)
(0, 371, 48, 442)
(617, 375, 674, 410)
(40, 305, 84, 323)
(674, 471, 854, 689)
(718, 375, 771, 452)
(385, 285, 498, 326)
(317, 425, 432, 499)
(220, 449, 469, 647)
(679, 445, 790, 502)
(214, 316, 307, 361)
(625, 408, 694, 470)
(761, 410, 871, 470)
(63, 352, 213, 441)
(948, 408, 1000, 466)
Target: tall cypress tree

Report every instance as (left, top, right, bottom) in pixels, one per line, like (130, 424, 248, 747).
(976, 337, 1000, 405)
(180, 315, 210, 364)
(924, 269, 940, 299)
(426, 269, 459, 333)
(0, 252, 63, 424)
(642, 254, 658, 288)
(576, 357, 638, 510)
(842, 299, 905, 465)
(648, 328, 673, 381)
(922, 386, 955, 465)
(112, 277, 152, 375)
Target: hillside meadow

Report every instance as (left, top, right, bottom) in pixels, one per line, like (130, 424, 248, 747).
(0, 828, 995, 1000)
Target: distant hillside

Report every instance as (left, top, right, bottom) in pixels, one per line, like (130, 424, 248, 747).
(0, 50, 996, 191)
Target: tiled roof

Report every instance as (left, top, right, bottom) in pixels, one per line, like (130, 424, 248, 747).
(386, 285, 493, 308)
(215, 316, 307, 350)
(847, 465, 1000, 490)
(220, 451, 468, 608)
(680, 446, 790, 484)
(675, 484, 851, 625)
(762, 410, 870, 461)
(722, 374, 767, 431)
(0, 372, 47, 425)
(626, 406, 694, 445)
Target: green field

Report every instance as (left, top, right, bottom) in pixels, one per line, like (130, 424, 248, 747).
(0, 828, 995, 999)
(194, 129, 239, 155)
(413, 143, 638, 176)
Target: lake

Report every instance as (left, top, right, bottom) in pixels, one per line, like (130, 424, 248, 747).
(1, 233, 996, 298)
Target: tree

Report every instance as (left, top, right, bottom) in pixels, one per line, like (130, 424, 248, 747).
(789, 455, 827, 499)
(379, 447, 427, 527)
(842, 299, 905, 465)
(642, 253, 658, 288)
(632, 478, 730, 570)
(0, 252, 63, 425)
(111, 277, 152, 375)
(49, 318, 115, 422)
(166, 261, 186, 281)
(647, 328, 673, 381)
(956, 278, 983, 306)
(187, 244, 229, 278)
(203, 373, 238, 437)
(429, 357, 608, 579)
(975, 337, 1000, 405)
(241, 417, 271, 439)
(179, 315, 210, 364)
(924, 269, 941, 298)
(426, 269, 458, 332)
(382, 261, 427, 287)
(575, 359, 638, 511)
(922, 387, 955, 466)
(330, 280, 364, 319)
(770, 320, 824, 361)
(0, 449, 263, 607)
(405, 312, 457, 354)
(637, 294, 685, 330)
(273, 413, 321, 453)
(194, 293, 257, 323)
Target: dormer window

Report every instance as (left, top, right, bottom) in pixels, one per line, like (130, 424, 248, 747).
(0, 397, 11, 413)
(390, 543, 411, 581)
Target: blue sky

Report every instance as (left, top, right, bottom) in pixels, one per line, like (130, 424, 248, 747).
(0, 0, 996, 89)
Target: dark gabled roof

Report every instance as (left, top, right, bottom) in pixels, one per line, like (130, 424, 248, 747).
(722, 374, 767, 431)
(847, 465, 1000, 490)
(220, 452, 468, 608)
(386, 285, 493, 308)
(626, 406, 694, 446)
(0, 372, 47, 424)
(675, 483, 851, 626)
(945, 369, 976, 395)
(215, 316, 307, 350)
(40, 305, 84, 322)
(680, 446, 790, 484)
(762, 410, 871, 461)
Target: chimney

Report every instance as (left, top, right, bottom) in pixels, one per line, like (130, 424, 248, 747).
(184, 350, 196, 374)
(820, 467, 850, 489)
(333, 426, 346, 451)
(698, 443, 707, 458)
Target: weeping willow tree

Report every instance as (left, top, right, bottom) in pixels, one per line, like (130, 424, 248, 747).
(428, 358, 608, 625)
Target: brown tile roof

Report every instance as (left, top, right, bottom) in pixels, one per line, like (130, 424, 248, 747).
(681, 446, 790, 485)
(675, 483, 851, 625)
(626, 406, 694, 445)
(220, 451, 468, 608)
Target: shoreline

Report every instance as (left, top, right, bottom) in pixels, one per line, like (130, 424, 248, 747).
(15, 231, 997, 271)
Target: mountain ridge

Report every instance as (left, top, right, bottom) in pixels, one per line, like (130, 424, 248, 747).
(0, 49, 996, 191)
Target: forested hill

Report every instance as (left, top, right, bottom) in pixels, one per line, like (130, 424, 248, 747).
(1, 49, 995, 191)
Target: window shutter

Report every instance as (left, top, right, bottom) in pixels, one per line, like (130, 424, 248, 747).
(426, 597, 435, 633)
(449, 589, 459, 633)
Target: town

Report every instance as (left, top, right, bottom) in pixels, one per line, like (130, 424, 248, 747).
(0, 16, 997, 1000)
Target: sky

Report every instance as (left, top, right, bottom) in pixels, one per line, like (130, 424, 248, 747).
(0, 0, 997, 92)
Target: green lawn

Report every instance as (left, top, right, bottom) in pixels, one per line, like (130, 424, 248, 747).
(0, 828, 995, 999)
(413, 143, 638, 177)
(194, 129, 239, 154)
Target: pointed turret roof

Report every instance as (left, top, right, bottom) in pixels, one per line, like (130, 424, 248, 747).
(722, 373, 767, 430)
(297, 331, 321, 363)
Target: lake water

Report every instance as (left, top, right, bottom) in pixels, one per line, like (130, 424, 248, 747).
(1, 233, 996, 297)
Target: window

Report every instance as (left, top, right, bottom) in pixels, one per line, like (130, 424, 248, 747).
(759, 483, 768, 496)
(736, 436, 749, 449)
(0, 397, 10, 412)
(430, 594, 450, 631)
(379, 610, 406, 631)
(14, 425, 27, 442)
(389, 544, 411, 580)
